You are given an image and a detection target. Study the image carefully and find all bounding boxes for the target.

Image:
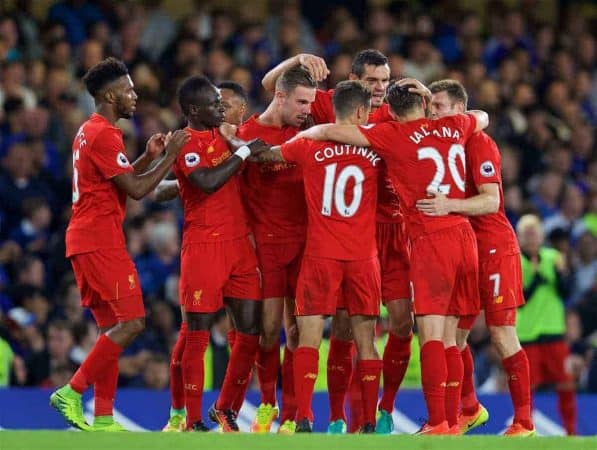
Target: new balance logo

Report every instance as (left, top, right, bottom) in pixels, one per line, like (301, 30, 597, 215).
(304, 373, 317, 380)
(361, 375, 377, 382)
(447, 381, 460, 387)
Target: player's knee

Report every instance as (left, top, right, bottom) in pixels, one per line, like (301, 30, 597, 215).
(260, 326, 279, 347)
(488, 326, 521, 357)
(124, 317, 145, 337)
(390, 316, 413, 338)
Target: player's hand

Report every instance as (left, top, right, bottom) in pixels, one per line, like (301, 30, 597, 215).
(145, 133, 168, 159)
(416, 191, 452, 216)
(397, 78, 432, 101)
(165, 129, 191, 157)
(555, 253, 568, 274)
(298, 53, 330, 82)
(219, 122, 238, 140)
(246, 138, 270, 156)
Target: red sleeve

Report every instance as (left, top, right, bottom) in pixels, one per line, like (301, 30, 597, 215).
(90, 128, 133, 179)
(467, 133, 501, 187)
(177, 140, 212, 178)
(311, 89, 335, 124)
(369, 104, 393, 123)
(280, 138, 307, 165)
(357, 122, 396, 158)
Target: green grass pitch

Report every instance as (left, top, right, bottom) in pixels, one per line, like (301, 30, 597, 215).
(1, 431, 595, 450)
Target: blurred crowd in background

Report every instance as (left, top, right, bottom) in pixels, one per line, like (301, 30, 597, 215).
(0, 0, 595, 395)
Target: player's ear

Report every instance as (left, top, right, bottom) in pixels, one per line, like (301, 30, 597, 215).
(188, 104, 200, 115)
(274, 90, 286, 105)
(103, 88, 117, 105)
(348, 73, 358, 81)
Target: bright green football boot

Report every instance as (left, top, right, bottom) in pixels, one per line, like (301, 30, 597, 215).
(327, 419, 347, 434)
(375, 409, 394, 434)
(49, 384, 91, 431)
(92, 416, 127, 432)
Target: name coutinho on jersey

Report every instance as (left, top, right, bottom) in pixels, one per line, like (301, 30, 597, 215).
(314, 144, 381, 166)
(408, 125, 461, 144)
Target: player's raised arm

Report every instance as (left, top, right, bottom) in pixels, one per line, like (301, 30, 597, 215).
(296, 123, 371, 147)
(112, 129, 190, 200)
(467, 110, 489, 133)
(262, 53, 329, 92)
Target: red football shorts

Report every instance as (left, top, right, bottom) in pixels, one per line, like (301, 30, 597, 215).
(479, 252, 525, 312)
(376, 221, 411, 303)
(410, 223, 480, 316)
(70, 248, 145, 328)
(458, 308, 517, 330)
(458, 252, 524, 329)
(255, 240, 303, 299)
(295, 256, 381, 317)
(180, 236, 261, 313)
(523, 340, 572, 388)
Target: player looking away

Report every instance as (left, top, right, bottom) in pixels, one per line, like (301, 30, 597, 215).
(50, 57, 189, 431)
(172, 75, 264, 432)
(420, 79, 534, 436)
(297, 82, 488, 435)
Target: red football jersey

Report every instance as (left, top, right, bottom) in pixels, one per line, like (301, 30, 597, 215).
(311, 89, 393, 125)
(66, 113, 133, 256)
(173, 127, 250, 246)
(280, 138, 380, 260)
(238, 115, 305, 243)
(311, 90, 399, 223)
(360, 114, 477, 239)
(466, 132, 519, 258)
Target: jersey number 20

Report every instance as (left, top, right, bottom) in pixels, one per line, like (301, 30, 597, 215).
(321, 163, 364, 218)
(417, 144, 465, 195)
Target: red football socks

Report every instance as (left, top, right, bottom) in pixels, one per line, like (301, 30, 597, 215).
(348, 369, 363, 432)
(445, 346, 464, 427)
(280, 346, 297, 423)
(357, 359, 383, 426)
(293, 347, 318, 422)
(420, 340, 447, 426)
(94, 356, 119, 416)
(460, 345, 480, 415)
(169, 322, 187, 410)
(70, 334, 123, 394)
(379, 332, 412, 413)
(256, 339, 280, 406)
(327, 337, 353, 422)
(502, 349, 533, 430)
(182, 330, 209, 428)
(216, 333, 259, 410)
(557, 389, 577, 435)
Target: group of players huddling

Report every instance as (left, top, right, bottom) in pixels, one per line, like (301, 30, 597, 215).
(49, 47, 536, 437)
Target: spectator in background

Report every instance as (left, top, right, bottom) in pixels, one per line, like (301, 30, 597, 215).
(9, 197, 52, 256)
(570, 231, 597, 305)
(516, 214, 577, 435)
(25, 319, 77, 386)
(141, 353, 170, 390)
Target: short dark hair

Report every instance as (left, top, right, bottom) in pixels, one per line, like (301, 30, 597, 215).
(82, 57, 129, 97)
(217, 81, 248, 103)
(177, 75, 216, 115)
(386, 83, 424, 117)
(332, 80, 372, 119)
(351, 49, 388, 78)
(428, 79, 468, 109)
(275, 66, 316, 93)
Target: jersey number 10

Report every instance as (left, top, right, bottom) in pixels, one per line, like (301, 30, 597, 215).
(321, 163, 364, 218)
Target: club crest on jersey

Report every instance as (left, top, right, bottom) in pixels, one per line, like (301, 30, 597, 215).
(116, 152, 130, 168)
(185, 152, 200, 167)
(480, 161, 495, 177)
